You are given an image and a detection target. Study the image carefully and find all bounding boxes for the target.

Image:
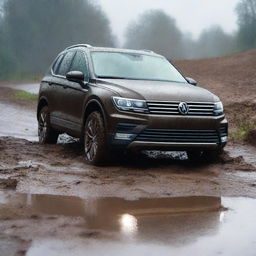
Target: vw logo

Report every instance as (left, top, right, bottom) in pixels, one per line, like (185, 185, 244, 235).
(178, 102, 189, 115)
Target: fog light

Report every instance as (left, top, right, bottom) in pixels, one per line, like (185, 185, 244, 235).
(115, 133, 134, 140)
(221, 136, 228, 143)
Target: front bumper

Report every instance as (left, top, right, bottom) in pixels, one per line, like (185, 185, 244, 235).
(107, 112, 228, 151)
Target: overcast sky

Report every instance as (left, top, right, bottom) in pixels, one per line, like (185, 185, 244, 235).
(96, 0, 240, 46)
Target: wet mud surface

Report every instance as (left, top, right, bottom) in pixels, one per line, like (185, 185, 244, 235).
(0, 82, 256, 255)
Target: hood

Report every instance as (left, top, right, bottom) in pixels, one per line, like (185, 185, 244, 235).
(97, 79, 219, 102)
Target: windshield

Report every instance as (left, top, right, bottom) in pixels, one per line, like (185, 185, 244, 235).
(91, 51, 187, 83)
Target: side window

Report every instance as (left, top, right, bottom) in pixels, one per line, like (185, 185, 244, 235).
(70, 51, 88, 78)
(58, 51, 75, 76)
(52, 54, 64, 74)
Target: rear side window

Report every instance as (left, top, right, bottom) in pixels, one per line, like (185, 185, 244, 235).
(52, 54, 64, 74)
(57, 51, 75, 76)
(70, 51, 88, 78)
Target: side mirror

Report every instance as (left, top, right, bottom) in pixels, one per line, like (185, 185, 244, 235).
(66, 71, 84, 84)
(186, 77, 197, 86)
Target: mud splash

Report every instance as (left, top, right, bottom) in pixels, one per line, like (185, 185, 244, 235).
(0, 193, 256, 256)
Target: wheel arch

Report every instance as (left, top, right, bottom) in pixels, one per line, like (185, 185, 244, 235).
(83, 98, 107, 128)
(37, 97, 49, 121)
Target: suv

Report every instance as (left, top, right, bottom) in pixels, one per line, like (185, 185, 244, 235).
(37, 44, 228, 165)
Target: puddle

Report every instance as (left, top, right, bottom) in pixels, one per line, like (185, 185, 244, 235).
(6, 83, 40, 95)
(0, 102, 79, 143)
(0, 103, 38, 141)
(1, 193, 256, 255)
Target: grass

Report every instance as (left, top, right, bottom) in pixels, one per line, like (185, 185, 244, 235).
(229, 120, 256, 142)
(15, 91, 38, 100)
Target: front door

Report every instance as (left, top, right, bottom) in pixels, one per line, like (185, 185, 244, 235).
(58, 50, 89, 135)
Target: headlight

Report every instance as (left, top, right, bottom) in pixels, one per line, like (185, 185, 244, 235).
(112, 97, 149, 113)
(214, 101, 224, 115)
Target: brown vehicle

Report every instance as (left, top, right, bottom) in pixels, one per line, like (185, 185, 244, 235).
(37, 44, 228, 165)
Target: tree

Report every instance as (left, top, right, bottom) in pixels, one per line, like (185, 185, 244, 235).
(2, 0, 116, 75)
(124, 10, 185, 60)
(236, 0, 256, 50)
(192, 26, 236, 59)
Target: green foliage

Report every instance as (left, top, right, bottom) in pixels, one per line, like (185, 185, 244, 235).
(189, 26, 237, 59)
(0, 0, 115, 80)
(15, 90, 38, 100)
(230, 120, 256, 141)
(0, 46, 18, 79)
(236, 0, 256, 50)
(124, 10, 185, 60)
(124, 11, 237, 60)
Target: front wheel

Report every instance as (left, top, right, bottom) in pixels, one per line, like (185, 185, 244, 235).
(38, 106, 59, 144)
(84, 111, 109, 165)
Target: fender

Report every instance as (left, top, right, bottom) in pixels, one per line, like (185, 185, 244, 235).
(83, 98, 107, 128)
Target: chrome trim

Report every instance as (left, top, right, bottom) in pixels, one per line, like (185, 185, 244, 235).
(147, 100, 216, 116)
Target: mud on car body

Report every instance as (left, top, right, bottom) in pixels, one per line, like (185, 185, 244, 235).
(37, 44, 228, 165)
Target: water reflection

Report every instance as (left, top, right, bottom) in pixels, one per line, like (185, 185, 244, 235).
(0, 193, 222, 244)
(120, 214, 138, 236)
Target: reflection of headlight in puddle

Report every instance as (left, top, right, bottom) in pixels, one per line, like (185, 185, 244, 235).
(219, 212, 225, 223)
(120, 214, 138, 235)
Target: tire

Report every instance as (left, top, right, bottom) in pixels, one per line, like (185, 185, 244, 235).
(84, 111, 109, 165)
(38, 106, 59, 144)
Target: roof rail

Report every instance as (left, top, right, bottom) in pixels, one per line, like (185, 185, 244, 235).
(141, 49, 154, 53)
(65, 44, 92, 50)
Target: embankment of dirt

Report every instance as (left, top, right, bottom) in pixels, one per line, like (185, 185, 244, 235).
(246, 129, 256, 146)
(175, 49, 256, 105)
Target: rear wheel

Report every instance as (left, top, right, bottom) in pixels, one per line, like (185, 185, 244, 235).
(38, 106, 59, 144)
(84, 111, 109, 165)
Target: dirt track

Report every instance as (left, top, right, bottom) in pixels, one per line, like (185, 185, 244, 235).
(1, 50, 256, 255)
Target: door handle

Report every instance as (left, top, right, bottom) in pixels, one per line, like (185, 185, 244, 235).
(48, 82, 53, 86)
(63, 85, 68, 89)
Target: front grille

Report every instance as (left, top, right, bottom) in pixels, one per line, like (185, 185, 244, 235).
(136, 129, 220, 143)
(147, 101, 215, 116)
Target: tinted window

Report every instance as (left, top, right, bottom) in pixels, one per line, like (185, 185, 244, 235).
(52, 54, 64, 74)
(70, 51, 88, 78)
(58, 51, 75, 76)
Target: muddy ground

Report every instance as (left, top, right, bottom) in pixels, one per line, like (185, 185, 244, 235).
(1, 50, 256, 255)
